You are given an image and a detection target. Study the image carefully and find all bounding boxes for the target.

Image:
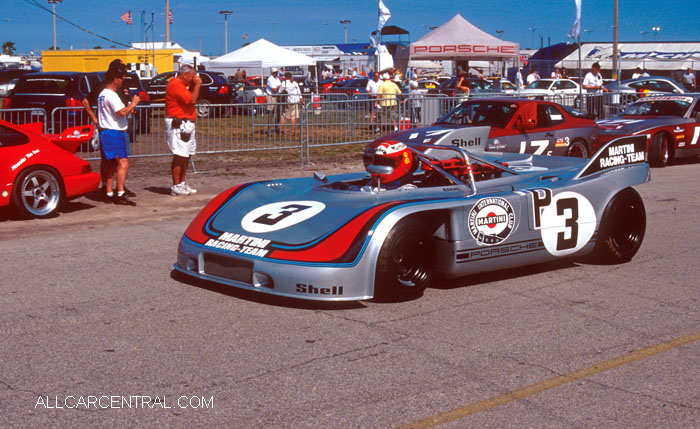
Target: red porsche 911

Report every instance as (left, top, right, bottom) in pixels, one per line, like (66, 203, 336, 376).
(0, 120, 99, 218)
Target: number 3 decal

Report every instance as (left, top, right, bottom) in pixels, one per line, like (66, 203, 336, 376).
(528, 189, 596, 256)
(241, 201, 326, 233)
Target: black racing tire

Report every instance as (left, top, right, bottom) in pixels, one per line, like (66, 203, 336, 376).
(12, 166, 64, 219)
(566, 139, 590, 158)
(373, 218, 434, 302)
(648, 133, 671, 168)
(591, 187, 646, 264)
(196, 99, 212, 118)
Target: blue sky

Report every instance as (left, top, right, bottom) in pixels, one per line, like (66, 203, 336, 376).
(4, 0, 699, 56)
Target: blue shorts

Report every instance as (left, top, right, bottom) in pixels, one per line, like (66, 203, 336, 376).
(100, 129, 129, 160)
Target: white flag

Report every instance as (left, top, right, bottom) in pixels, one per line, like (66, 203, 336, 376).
(372, 0, 391, 47)
(568, 0, 582, 39)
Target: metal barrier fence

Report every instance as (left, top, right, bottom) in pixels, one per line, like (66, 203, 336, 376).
(0, 108, 47, 131)
(2, 91, 642, 164)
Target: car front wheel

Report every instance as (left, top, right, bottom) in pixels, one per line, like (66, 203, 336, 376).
(12, 167, 64, 218)
(374, 218, 434, 301)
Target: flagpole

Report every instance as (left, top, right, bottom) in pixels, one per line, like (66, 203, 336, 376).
(165, 0, 170, 44)
(129, 11, 133, 43)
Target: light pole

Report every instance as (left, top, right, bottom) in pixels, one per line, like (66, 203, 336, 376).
(528, 27, 537, 50)
(652, 26, 660, 41)
(322, 22, 328, 43)
(340, 20, 351, 44)
(47, 0, 62, 50)
(219, 11, 232, 54)
(270, 21, 276, 42)
(639, 30, 649, 41)
(496, 30, 504, 39)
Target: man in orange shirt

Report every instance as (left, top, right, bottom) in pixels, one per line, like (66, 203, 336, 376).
(165, 64, 202, 196)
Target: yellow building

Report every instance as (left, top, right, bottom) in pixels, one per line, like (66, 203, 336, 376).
(41, 48, 182, 75)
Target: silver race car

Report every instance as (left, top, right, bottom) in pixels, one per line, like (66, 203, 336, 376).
(175, 129, 649, 301)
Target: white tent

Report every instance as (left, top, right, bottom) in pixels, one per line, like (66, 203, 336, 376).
(556, 42, 700, 71)
(203, 39, 316, 74)
(410, 14, 519, 61)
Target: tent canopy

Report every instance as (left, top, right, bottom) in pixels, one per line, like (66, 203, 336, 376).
(556, 42, 700, 71)
(371, 25, 409, 36)
(204, 38, 316, 73)
(410, 14, 519, 61)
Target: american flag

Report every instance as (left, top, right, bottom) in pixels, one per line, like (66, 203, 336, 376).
(168, 9, 173, 24)
(120, 11, 132, 25)
(242, 34, 248, 40)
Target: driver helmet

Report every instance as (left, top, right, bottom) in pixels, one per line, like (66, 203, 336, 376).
(363, 141, 415, 184)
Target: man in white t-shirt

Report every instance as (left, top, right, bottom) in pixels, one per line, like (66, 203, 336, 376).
(97, 65, 140, 205)
(526, 69, 539, 85)
(266, 67, 282, 133)
(632, 67, 642, 79)
(515, 68, 524, 89)
(582, 62, 608, 118)
(279, 71, 303, 136)
(365, 73, 381, 130)
(682, 68, 696, 91)
(551, 66, 562, 79)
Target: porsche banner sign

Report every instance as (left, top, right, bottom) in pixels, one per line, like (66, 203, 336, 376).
(410, 14, 519, 61)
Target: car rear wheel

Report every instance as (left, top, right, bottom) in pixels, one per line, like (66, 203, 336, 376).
(566, 139, 589, 158)
(196, 99, 212, 118)
(649, 133, 671, 168)
(12, 167, 63, 218)
(374, 218, 434, 301)
(591, 187, 645, 264)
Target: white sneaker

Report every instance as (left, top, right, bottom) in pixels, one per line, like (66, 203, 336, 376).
(171, 183, 190, 196)
(182, 182, 197, 194)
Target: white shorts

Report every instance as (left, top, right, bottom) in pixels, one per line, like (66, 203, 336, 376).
(165, 117, 196, 157)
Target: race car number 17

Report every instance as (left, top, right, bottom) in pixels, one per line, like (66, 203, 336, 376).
(527, 189, 596, 256)
(241, 201, 326, 233)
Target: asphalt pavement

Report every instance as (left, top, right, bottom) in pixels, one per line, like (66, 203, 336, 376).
(1, 158, 699, 427)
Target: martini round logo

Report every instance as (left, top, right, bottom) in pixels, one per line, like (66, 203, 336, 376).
(241, 201, 326, 233)
(468, 197, 515, 246)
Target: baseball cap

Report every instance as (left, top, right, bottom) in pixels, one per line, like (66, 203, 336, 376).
(382, 73, 390, 80)
(271, 67, 279, 73)
(108, 59, 124, 71)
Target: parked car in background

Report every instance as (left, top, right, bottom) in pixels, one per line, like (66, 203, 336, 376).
(519, 78, 582, 107)
(328, 77, 370, 99)
(486, 77, 517, 94)
(605, 76, 687, 95)
(0, 119, 99, 218)
(2, 71, 150, 134)
(318, 77, 351, 93)
(5, 71, 152, 134)
(597, 94, 700, 167)
(381, 98, 599, 158)
(145, 70, 236, 117)
(428, 77, 498, 97)
(0, 78, 18, 98)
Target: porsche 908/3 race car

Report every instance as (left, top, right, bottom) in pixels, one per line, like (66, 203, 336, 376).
(0, 120, 99, 218)
(398, 98, 598, 158)
(597, 94, 700, 167)
(175, 129, 649, 302)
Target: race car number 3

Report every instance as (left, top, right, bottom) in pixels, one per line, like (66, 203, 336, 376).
(241, 201, 326, 233)
(528, 189, 596, 256)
